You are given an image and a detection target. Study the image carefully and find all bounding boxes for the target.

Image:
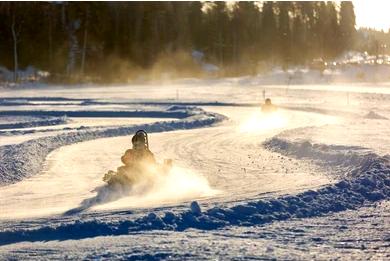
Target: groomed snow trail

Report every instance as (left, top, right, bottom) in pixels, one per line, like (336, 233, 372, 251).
(0, 106, 339, 219)
(0, 117, 179, 219)
(150, 106, 339, 203)
(0, 83, 389, 259)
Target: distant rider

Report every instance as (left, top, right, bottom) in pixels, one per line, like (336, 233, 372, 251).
(261, 98, 277, 112)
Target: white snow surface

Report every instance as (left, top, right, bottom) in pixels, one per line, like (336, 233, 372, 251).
(0, 80, 389, 259)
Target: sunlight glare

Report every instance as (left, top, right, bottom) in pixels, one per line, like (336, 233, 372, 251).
(239, 111, 288, 133)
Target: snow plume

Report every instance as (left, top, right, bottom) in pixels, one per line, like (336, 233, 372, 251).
(92, 50, 207, 83)
(239, 111, 288, 133)
(131, 165, 217, 205)
(94, 166, 217, 211)
(64, 165, 217, 215)
(149, 50, 206, 82)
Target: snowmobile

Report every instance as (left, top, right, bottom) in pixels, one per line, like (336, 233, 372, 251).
(103, 130, 172, 187)
(261, 98, 278, 113)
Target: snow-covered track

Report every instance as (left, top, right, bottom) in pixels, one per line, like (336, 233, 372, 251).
(0, 106, 226, 186)
(0, 96, 365, 119)
(1, 134, 389, 246)
(1, 85, 389, 251)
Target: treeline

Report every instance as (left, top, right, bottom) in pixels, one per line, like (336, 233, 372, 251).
(356, 28, 390, 57)
(0, 1, 357, 82)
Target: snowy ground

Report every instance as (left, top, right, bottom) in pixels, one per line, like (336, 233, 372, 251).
(0, 80, 389, 259)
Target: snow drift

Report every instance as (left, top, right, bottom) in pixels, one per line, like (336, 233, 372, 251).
(1, 137, 389, 245)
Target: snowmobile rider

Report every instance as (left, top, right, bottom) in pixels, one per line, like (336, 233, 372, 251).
(261, 98, 277, 112)
(102, 129, 172, 185)
(121, 130, 156, 166)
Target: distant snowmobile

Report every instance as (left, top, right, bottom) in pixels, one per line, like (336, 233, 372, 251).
(261, 98, 278, 113)
(103, 130, 172, 187)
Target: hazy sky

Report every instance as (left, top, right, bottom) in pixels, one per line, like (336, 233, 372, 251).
(353, 0, 390, 31)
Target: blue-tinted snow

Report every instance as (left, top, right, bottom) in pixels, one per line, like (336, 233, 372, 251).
(1, 137, 389, 245)
(0, 106, 225, 186)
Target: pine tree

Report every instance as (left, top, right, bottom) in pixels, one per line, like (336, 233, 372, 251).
(325, 2, 341, 58)
(261, 1, 277, 61)
(291, 12, 306, 64)
(277, 2, 292, 67)
(339, 1, 356, 50)
(188, 1, 204, 51)
(0, 1, 362, 82)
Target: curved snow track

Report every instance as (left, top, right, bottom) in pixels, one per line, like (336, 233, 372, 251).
(0, 104, 339, 220)
(0, 92, 389, 247)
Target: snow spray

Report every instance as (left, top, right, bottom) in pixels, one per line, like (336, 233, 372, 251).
(94, 166, 218, 211)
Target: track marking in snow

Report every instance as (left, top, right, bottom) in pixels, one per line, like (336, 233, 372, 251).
(0, 105, 342, 220)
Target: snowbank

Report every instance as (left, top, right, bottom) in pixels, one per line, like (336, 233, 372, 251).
(1, 137, 389, 245)
(0, 116, 68, 130)
(0, 106, 226, 186)
(0, 109, 191, 119)
(364, 111, 388, 120)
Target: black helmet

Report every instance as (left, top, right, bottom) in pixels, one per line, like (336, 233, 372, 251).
(132, 130, 149, 149)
